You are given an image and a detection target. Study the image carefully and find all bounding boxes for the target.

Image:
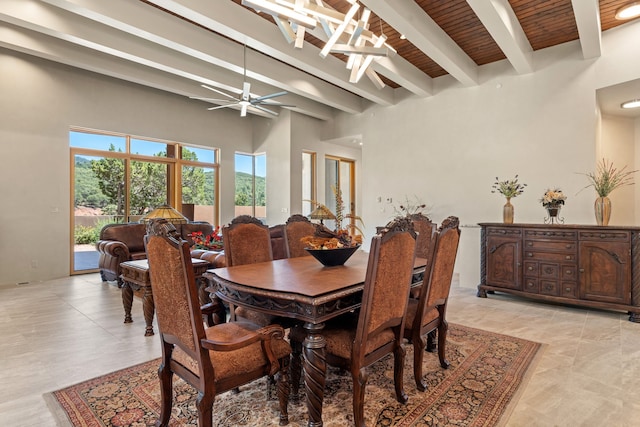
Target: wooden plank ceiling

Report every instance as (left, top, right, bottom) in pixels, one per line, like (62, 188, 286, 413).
(222, 0, 638, 88)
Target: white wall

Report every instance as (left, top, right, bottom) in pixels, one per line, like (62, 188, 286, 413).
(326, 22, 640, 289)
(252, 110, 292, 225)
(0, 49, 252, 285)
(2, 21, 640, 287)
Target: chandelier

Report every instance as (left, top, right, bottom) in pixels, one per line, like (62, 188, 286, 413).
(241, 0, 394, 87)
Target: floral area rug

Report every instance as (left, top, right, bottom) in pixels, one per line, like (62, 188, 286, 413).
(47, 324, 543, 427)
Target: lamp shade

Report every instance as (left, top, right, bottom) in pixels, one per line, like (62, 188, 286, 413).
(140, 204, 188, 224)
(309, 205, 336, 222)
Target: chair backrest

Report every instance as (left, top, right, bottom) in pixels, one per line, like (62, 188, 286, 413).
(223, 216, 273, 266)
(269, 224, 290, 260)
(415, 216, 461, 321)
(410, 213, 437, 259)
(285, 214, 317, 258)
(352, 217, 417, 363)
(144, 219, 208, 370)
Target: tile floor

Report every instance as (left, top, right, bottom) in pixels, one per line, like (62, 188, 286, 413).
(1, 274, 639, 427)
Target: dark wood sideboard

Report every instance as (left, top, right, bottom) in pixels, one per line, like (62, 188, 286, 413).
(477, 223, 640, 322)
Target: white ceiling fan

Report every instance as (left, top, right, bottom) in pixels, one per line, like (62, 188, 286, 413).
(191, 45, 294, 117)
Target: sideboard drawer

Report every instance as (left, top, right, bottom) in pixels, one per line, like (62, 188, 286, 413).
(540, 280, 559, 296)
(561, 282, 578, 299)
(562, 265, 577, 280)
(525, 251, 575, 262)
(524, 261, 538, 276)
(539, 263, 560, 280)
(524, 278, 539, 293)
(524, 240, 576, 252)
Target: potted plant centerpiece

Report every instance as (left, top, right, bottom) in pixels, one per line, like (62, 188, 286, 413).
(540, 188, 566, 224)
(303, 186, 364, 266)
(579, 159, 638, 226)
(491, 175, 527, 224)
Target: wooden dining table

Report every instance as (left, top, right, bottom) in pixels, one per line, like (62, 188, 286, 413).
(204, 250, 427, 427)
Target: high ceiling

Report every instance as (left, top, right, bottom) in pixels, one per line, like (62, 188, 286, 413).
(1, 0, 639, 120)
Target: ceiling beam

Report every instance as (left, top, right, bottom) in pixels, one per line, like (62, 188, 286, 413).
(466, 0, 533, 74)
(571, 0, 602, 59)
(39, 0, 362, 115)
(142, 0, 396, 106)
(361, 0, 479, 87)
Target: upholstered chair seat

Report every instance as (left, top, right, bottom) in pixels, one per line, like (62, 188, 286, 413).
(173, 321, 291, 381)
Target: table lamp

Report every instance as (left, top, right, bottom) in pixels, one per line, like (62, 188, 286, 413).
(140, 204, 188, 224)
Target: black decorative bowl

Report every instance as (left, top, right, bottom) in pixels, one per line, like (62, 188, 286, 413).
(305, 245, 360, 267)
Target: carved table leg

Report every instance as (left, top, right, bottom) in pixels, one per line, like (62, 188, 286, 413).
(142, 285, 155, 336)
(303, 322, 326, 427)
(122, 281, 133, 324)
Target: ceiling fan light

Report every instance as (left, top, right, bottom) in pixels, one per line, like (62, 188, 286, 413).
(615, 2, 640, 20)
(621, 99, 640, 109)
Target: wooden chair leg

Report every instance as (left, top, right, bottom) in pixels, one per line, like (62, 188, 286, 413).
(277, 356, 290, 426)
(352, 369, 368, 427)
(437, 320, 450, 369)
(393, 344, 408, 404)
(413, 335, 428, 392)
(196, 389, 214, 427)
(157, 359, 173, 426)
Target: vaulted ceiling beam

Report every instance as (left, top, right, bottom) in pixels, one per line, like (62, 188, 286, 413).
(39, 0, 362, 115)
(361, 0, 479, 87)
(466, 0, 533, 74)
(571, 0, 602, 59)
(142, 0, 395, 106)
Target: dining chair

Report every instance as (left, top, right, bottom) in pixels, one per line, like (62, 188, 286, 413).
(285, 214, 318, 258)
(222, 215, 285, 326)
(144, 218, 291, 427)
(222, 215, 272, 323)
(223, 215, 274, 267)
(408, 213, 437, 299)
(403, 216, 461, 392)
(320, 217, 418, 427)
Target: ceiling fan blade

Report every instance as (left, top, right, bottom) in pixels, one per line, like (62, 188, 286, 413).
(253, 91, 288, 102)
(242, 82, 251, 102)
(259, 101, 297, 107)
(207, 104, 237, 111)
(201, 84, 237, 100)
(252, 104, 279, 116)
(240, 103, 248, 117)
(190, 96, 236, 103)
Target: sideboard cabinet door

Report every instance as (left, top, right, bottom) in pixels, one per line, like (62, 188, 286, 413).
(579, 240, 631, 305)
(485, 230, 522, 290)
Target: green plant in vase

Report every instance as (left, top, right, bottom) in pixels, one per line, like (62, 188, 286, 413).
(579, 159, 638, 226)
(491, 175, 526, 224)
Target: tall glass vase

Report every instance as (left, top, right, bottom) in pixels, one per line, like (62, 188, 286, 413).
(503, 197, 514, 224)
(594, 196, 611, 226)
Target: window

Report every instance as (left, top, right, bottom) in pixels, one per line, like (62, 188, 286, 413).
(235, 152, 266, 222)
(302, 151, 316, 216)
(71, 129, 219, 274)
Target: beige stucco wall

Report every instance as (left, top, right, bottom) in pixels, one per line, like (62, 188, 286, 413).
(1, 20, 640, 287)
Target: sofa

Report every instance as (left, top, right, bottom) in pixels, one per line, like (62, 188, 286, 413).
(96, 221, 214, 286)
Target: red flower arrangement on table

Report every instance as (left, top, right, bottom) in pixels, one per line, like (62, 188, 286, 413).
(189, 226, 223, 250)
